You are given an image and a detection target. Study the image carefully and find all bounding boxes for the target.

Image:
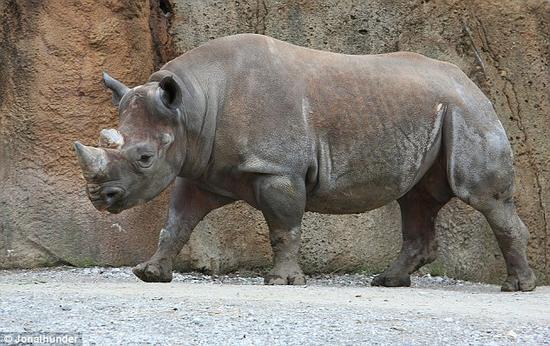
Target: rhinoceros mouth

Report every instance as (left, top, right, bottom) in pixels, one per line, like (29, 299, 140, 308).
(106, 205, 125, 214)
(90, 198, 126, 214)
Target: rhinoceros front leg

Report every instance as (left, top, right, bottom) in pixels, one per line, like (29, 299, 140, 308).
(133, 177, 231, 282)
(255, 175, 307, 285)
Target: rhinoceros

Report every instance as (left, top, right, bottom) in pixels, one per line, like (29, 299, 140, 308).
(74, 34, 536, 291)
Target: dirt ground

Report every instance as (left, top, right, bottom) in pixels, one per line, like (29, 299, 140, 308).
(0, 267, 548, 345)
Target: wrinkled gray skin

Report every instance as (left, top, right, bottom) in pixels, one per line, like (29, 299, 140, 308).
(74, 34, 536, 291)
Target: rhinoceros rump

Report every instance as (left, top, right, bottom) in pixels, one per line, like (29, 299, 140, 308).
(74, 34, 535, 291)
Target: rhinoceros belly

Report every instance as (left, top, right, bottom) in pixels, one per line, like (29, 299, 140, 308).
(305, 105, 445, 214)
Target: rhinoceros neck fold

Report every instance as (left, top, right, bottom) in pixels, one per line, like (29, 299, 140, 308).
(167, 69, 216, 180)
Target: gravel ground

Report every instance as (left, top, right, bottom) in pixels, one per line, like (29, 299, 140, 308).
(0, 267, 549, 345)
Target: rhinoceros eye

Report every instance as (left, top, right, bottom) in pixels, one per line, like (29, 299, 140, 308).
(137, 154, 154, 168)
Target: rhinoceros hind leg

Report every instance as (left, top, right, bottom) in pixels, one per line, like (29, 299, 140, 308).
(372, 164, 451, 287)
(445, 106, 536, 291)
(255, 175, 307, 285)
(469, 198, 536, 292)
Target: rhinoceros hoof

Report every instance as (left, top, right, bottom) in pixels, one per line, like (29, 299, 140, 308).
(133, 261, 173, 283)
(371, 273, 411, 287)
(501, 270, 536, 292)
(264, 271, 306, 285)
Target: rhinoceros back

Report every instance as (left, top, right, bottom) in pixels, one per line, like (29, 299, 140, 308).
(163, 35, 472, 213)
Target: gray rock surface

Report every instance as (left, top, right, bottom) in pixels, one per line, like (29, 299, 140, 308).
(167, 0, 550, 284)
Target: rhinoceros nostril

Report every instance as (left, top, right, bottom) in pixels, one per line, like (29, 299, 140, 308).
(101, 187, 124, 206)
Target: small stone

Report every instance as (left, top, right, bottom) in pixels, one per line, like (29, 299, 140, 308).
(390, 326, 405, 331)
(506, 330, 518, 340)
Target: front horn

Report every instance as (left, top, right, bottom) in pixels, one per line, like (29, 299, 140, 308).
(74, 142, 108, 179)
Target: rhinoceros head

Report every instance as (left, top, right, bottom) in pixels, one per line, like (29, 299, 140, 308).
(74, 72, 185, 214)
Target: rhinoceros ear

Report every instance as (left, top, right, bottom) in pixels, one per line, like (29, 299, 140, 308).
(103, 72, 130, 106)
(159, 75, 182, 110)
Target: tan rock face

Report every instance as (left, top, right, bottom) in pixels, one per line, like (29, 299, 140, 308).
(0, 0, 168, 268)
(0, 0, 548, 284)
